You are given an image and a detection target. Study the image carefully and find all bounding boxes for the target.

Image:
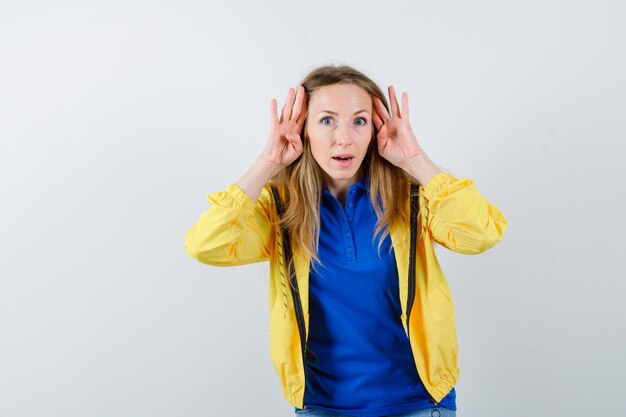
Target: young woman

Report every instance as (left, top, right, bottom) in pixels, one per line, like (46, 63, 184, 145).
(185, 65, 508, 417)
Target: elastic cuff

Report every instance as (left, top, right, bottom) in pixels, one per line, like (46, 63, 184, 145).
(423, 172, 457, 200)
(206, 183, 256, 211)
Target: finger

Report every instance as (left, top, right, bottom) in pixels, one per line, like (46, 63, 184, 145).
(279, 87, 295, 123)
(285, 133, 301, 144)
(372, 111, 384, 132)
(388, 85, 401, 118)
(372, 95, 390, 122)
(270, 98, 278, 126)
(401, 92, 409, 119)
(297, 91, 309, 124)
(296, 92, 308, 126)
(291, 85, 304, 122)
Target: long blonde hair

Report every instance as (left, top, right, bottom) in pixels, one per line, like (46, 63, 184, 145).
(269, 65, 416, 271)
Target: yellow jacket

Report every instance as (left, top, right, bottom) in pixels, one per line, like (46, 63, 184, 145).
(184, 172, 508, 408)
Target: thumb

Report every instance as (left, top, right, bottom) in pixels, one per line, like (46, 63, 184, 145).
(285, 133, 303, 151)
(377, 135, 387, 154)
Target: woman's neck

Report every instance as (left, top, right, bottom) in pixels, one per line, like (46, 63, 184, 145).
(322, 167, 366, 207)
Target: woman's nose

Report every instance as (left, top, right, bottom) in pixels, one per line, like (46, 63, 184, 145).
(334, 124, 352, 146)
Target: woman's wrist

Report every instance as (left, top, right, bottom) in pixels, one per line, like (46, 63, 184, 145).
(235, 155, 280, 203)
(403, 152, 443, 186)
(257, 154, 282, 179)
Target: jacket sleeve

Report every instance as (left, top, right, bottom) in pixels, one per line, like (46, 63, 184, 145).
(421, 172, 508, 255)
(184, 183, 274, 266)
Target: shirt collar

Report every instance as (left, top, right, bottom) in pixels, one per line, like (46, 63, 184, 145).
(322, 174, 370, 195)
(353, 174, 370, 192)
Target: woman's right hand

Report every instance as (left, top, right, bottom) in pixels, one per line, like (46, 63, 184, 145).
(261, 85, 308, 173)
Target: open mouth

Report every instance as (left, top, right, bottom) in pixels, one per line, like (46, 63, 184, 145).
(332, 155, 354, 161)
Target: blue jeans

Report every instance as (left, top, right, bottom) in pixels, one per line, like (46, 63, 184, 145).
(294, 406, 456, 417)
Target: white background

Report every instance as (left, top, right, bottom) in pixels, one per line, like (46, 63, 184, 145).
(1, 1, 624, 416)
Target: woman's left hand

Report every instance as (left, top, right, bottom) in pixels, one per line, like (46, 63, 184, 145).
(372, 86, 424, 171)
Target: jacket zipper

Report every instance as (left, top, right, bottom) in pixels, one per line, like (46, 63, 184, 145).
(284, 232, 308, 406)
(407, 183, 440, 410)
(406, 183, 418, 340)
(270, 186, 308, 408)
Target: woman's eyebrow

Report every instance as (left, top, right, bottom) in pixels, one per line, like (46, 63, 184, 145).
(317, 110, 370, 116)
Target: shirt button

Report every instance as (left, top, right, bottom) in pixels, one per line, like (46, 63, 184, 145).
(345, 232, 351, 237)
(347, 217, 352, 222)
(351, 190, 356, 195)
(347, 248, 353, 253)
(348, 202, 354, 208)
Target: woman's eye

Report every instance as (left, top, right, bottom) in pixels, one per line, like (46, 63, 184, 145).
(320, 117, 367, 126)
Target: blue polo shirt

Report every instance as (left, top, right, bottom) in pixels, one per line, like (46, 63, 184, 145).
(300, 175, 456, 416)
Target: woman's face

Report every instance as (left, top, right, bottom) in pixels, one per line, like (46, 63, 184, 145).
(305, 83, 373, 191)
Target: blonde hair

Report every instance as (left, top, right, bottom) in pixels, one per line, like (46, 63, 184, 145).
(269, 65, 418, 271)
